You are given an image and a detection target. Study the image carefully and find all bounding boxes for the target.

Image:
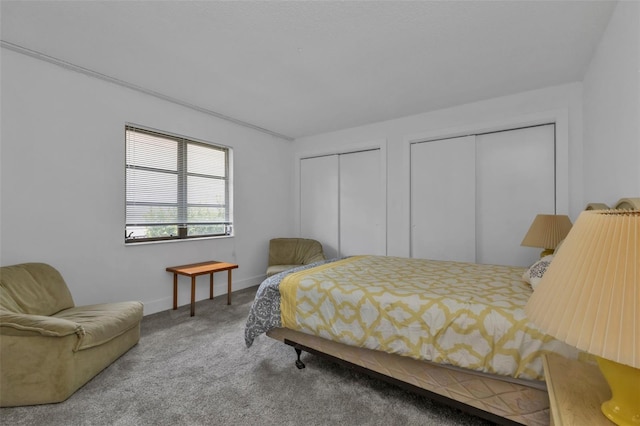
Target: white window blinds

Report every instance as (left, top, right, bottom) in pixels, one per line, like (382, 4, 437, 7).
(125, 125, 232, 243)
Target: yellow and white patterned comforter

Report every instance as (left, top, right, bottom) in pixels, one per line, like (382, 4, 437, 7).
(280, 255, 578, 381)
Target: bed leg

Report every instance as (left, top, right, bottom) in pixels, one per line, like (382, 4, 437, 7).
(294, 347, 306, 369)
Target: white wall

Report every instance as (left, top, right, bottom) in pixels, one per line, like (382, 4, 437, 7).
(0, 49, 294, 315)
(582, 1, 640, 206)
(293, 83, 584, 258)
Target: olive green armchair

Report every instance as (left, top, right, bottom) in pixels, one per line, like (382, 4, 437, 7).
(0, 263, 143, 407)
(267, 238, 326, 277)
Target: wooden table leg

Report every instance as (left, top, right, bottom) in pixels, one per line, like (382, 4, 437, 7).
(210, 273, 214, 300)
(227, 270, 232, 305)
(190, 276, 196, 317)
(173, 273, 178, 310)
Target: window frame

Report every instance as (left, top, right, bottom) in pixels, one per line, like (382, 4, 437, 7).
(125, 124, 233, 244)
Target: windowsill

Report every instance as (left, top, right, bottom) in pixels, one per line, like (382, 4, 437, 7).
(124, 234, 234, 246)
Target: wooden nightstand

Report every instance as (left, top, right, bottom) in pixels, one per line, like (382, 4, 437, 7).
(543, 353, 614, 426)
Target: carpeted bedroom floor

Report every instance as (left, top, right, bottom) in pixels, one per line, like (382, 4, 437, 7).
(0, 286, 494, 426)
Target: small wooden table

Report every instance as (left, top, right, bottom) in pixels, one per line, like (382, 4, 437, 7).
(166, 261, 239, 316)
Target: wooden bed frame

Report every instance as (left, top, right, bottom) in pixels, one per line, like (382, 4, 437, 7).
(268, 327, 549, 426)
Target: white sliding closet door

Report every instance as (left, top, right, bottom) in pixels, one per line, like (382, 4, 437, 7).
(340, 150, 385, 256)
(411, 136, 476, 262)
(300, 155, 339, 259)
(476, 124, 555, 267)
(410, 124, 556, 267)
(300, 149, 385, 259)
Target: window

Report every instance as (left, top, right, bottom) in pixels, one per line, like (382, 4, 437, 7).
(125, 125, 232, 243)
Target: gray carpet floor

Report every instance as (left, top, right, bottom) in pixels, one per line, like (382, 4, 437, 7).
(1, 286, 494, 426)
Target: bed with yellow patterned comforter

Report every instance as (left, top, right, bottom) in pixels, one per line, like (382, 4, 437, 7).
(244, 255, 579, 425)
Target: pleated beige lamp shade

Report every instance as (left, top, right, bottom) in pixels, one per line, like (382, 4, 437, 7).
(525, 210, 639, 368)
(520, 214, 573, 255)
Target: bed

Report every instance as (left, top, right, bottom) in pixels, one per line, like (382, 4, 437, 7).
(244, 252, 589, 426)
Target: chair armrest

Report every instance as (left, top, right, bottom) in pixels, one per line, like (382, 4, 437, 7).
(0, 310, 84, 338)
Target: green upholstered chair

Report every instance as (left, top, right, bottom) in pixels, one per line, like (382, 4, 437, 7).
(0, 263, 143, 407)
(267, 238, 325, 277)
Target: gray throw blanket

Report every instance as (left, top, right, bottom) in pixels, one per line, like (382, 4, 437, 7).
(244, 259, 336, 347)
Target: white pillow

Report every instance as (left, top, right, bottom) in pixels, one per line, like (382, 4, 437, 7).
(523, 255, 554, 290)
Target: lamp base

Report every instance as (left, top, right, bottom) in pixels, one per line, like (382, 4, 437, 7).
(540, 248, 554, 257)
(595, 357, 640, 425)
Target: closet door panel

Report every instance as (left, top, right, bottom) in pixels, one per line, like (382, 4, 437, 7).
(476, 124, 555, 267)
(300, 156, 339, 259)
(410, 136, 476, 262)
(339, 149, 385, 256)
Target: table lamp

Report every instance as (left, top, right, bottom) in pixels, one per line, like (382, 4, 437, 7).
(525, 210, 639, 426)
(521, 214, 573, 257)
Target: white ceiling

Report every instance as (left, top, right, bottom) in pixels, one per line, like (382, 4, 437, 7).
(1, 1, 616, 140)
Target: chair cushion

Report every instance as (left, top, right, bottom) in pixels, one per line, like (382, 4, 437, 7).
(266, 265, 301, 277)
(0, 263, 74, 316)
(268, 238, 325, 266)
(54, 301, 143, 350)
